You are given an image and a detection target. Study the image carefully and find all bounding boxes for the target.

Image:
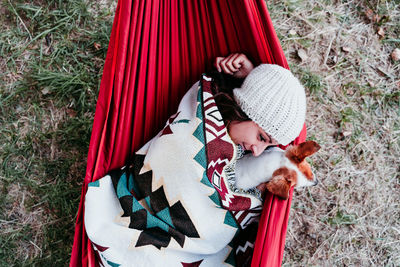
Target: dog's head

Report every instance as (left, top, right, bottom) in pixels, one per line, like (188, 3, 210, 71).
(266, 141, 321, 199)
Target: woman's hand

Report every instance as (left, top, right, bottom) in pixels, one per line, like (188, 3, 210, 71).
(214, 53, 254, 79)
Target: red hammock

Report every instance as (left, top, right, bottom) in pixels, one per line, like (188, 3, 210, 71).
(70, 0, 307, 266)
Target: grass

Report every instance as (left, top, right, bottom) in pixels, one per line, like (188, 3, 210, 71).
(0, 0, 399, 266)
(0, 0, 115, 265)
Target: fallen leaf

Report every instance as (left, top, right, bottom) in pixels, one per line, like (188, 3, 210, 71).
(41, 88, 50, 95)
(94, 42, 101, 50)
(332, 55, 338, 64)
(391, 48, 400, 61)
(297, 49, 308, 61)
(342, 131, 352, 137)
(66, 109, 77, 117)
(28, 44, 39, 50)
(364, 8, 379, 23)
(341, 46, 352, 53)
(377, 27, 385, 39)
(288, 29, 297, 36)
(364, 9, 374, 22)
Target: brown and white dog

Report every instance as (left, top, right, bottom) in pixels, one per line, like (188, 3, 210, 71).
(235, 141, 321, 199)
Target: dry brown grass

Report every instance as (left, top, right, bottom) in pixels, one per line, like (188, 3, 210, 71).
(3, 183, 46, 260)
(267, 0, 400, 265)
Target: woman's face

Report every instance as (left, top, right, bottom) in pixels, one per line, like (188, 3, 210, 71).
(228, 120, 279, 157)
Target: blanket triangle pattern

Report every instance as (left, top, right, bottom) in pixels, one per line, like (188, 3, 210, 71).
(160, 112, 190, 136)
(91, 242, 121, 267)
(193, 81, 213, 188)
(109, 158, 200, 250)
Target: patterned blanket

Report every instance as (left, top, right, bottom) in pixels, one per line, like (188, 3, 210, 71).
(84, 74, 263, 267)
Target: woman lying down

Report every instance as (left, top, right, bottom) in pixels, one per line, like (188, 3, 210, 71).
(84, 53, 307, 267)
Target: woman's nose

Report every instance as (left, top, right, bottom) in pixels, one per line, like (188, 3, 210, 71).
(251, 145, 262, 157)
(251, 143, 268, 157)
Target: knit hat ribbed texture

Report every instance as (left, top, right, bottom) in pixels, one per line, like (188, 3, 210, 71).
(233, 64, 306, 146)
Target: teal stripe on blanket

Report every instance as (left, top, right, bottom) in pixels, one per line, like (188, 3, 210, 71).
(196, 103, 202, 119)
(224, 246, 236, 266)
(193, 123, 205, 144)
(197, 83, 202, 102)
(200, 172, 213, 188)
(106, 259, 121, 267)
(224, 211, 238, 229)
(172, 119, 190, 124)
(194, 146, 207, 168)
(88, 180, 99, 187)
(208, 191, 221, 207)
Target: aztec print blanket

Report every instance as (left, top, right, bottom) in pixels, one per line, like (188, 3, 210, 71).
(84, 74, 264, 267)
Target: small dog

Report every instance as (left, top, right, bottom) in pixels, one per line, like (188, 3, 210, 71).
(235, 141, 321, 199)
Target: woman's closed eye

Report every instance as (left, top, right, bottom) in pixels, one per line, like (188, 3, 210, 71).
(260, 133, 273, 143)
(260, 133, 271, 143)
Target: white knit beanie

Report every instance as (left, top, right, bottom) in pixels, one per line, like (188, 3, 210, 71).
(233, 64, 306, 146)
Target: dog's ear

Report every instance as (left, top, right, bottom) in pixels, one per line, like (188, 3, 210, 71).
(286, 140, 321, 164)
(266, 168, 297, 200)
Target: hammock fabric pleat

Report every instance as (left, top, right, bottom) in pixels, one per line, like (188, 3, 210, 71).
(70, 0, 306, 266)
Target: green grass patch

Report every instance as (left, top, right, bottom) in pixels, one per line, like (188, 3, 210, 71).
(292, 67, 327, 102)
(0, 0, 114, 264)
(324, 210, 357, 226)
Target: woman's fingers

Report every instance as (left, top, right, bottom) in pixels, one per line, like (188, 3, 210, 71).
(215, 53, 251, 76)
(220, 54, 237, 74)
(214, 57, 223, 72)
(215, 56, 235, 73)
(232, 54, 245, 69)
(225, 53, 241, 73)
(232, 58, 243, 69)
(220, 57, 234, 74)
